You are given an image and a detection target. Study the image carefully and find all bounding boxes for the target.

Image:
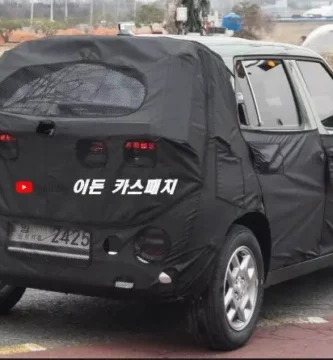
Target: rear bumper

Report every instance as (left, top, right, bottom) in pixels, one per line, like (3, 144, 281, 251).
(0, 195, 200, 300)
(0, 225, 177, 300)
(0, 239, 218, 301)
(0, 253, 175, 300)
(0, 193, 221, 300)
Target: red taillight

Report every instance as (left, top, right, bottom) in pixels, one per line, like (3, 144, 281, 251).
(125, 142, 132, 149)
(0, 133, 18, 160)
(124, 140, 157, 167)
(125, 141, 156, 150)
(0, 134, 15, 142)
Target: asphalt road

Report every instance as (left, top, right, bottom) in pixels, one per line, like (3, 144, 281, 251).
(1, 268, 333, 356)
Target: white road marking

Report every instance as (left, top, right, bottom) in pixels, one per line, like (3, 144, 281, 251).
(258, 316, 328, 327)
(0, 343, 46, 356)
(303, 316, 328, 324)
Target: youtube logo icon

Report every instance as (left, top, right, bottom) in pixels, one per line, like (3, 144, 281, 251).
(15, 181, 33, 194)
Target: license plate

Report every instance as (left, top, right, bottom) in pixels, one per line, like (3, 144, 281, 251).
(7, 223, 91, 261)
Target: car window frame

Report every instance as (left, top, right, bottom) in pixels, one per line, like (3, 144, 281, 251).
(233, 55, 312, 132)
(294, 57, 333, 134)
(233, 61, 261, 127)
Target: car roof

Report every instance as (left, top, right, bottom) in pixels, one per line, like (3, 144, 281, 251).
(137, 34, 322, 72)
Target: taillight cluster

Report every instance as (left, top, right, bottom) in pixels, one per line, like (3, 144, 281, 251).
(124, 140, 157, 167)
(125, 141, 156, 150)
(0, 132, 18, 160)
(0, 133, 15, 142)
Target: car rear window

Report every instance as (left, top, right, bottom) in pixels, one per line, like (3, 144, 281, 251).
(0, 62, 146, 117)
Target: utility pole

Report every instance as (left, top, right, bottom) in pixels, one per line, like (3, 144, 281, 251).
(16, 0, 19, 18)
(165, 0, 182, 34)
(50, 0, 54, 21)
(102, 0, 106, 19)
(133, 0, 137, 21)
(90, 0, 94, 26)
(116, 0, 119, 23)
(30, 0, 34, 26)
(65, 0, 68, 22)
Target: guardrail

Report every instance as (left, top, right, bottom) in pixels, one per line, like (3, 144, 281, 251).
(272, 17, 333, 22)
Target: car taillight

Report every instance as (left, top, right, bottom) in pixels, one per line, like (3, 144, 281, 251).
(0, 133, 18, 160)
(125, 141, 156, 150)
(124, 140, 157, 167)
(134, 227, 171, 263)
(0, 133, 15, 142)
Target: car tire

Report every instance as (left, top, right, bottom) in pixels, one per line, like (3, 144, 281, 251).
(0, 282, 26, 314)
(187, 224, 265, 351)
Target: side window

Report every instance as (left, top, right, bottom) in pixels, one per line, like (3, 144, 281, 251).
(238, 59, 301, 128)
(297, 60, 333, 128)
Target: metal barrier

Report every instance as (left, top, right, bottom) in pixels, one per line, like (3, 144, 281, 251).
(272, 17, 333, 22)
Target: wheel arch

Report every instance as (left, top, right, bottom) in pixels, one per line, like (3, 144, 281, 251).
(233, 212, 272, 280)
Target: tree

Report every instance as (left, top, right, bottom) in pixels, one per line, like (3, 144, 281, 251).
(135, 2, 165, 27)
(232, 1, 274, 40)
(65, 17, 82, 28)
(0, 19, 22, 43)
(33, 20, 66, 36)
(165, 0, 182, 34)
(31, 19, 43, 34)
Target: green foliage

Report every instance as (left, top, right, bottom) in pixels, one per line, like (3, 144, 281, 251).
(135, 2, 165, 26)
(0, 19, 23, 43)
(42, 20, 66, 36)
(31, 19, 43, 34)
(32, 20, 66, 36)
(65, 17, 82, 27)
(232, 1, 274, 39)
(21, 19, 31, 27)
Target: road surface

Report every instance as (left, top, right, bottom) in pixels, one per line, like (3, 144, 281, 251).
(1, 268, 333, 358)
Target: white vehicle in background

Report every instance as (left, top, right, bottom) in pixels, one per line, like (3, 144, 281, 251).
(118, 22, 135, 36)
(302, 5, 333, 17)
(119, 22, 135, 32)
(302, 24, 333, 53)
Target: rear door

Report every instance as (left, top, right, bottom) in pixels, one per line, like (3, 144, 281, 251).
(234, 57, 326, 271)
(0, 61, 147, 225)
(295, 58, 333, 257)
(0, 58, 202, 227)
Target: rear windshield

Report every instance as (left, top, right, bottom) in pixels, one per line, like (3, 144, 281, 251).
(0, 62, 146, 117)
